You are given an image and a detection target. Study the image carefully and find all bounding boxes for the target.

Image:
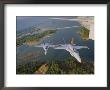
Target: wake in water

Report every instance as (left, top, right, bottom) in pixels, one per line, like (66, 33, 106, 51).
(56, 26, 80, 30)
(50, 18, 79, 21)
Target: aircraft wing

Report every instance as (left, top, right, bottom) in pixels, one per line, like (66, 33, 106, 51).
(49, 45, 59, 48)
(34, 45, 43, 47)
(72, 46, 88, 49)
(67, 48, 81, 63)
(54, 46, 66, 50)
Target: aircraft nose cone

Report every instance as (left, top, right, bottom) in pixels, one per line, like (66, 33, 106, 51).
(70, 52, 82, 63)
(78, 59, 81, 63)
(44, 51, 47, 55)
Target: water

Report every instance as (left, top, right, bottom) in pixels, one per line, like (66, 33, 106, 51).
(16, 16, 94, 65)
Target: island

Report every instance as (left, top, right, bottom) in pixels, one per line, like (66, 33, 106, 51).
(16, 30, 57, 46)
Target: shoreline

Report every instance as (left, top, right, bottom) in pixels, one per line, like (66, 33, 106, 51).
(16, 30, 57, 47)
(24, 33, 53, 46)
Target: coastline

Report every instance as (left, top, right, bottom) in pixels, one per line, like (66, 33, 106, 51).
(77, 16, 94, 40)
(24, 33, 53, 46)
(17, 30, 57, 47)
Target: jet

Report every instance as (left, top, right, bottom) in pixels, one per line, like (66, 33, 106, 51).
(53, 38, 89, 63)
(34, 42, 57, 55)
(29, 38, 89, 63)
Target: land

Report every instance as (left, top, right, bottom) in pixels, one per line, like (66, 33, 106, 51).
(79, 26, 90, 40)
(77, 16, 94, 40)
(35, 64, 49, 74)
(16, 57, 94, 74)
(16, 30, 57, 46)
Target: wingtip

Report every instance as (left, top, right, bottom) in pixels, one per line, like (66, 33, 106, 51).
(85, 46, 89, 49)
(78, 60, 81, 63)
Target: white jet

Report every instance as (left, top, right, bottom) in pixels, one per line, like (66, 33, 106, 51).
(54, 38, 89, 63)
(34, 42, 57, 55)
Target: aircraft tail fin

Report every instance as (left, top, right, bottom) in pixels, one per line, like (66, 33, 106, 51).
(70, 37, 76, 45)
(71, 38, 74, 44)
